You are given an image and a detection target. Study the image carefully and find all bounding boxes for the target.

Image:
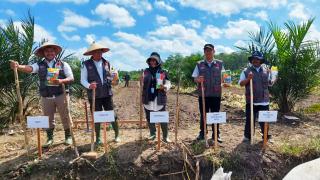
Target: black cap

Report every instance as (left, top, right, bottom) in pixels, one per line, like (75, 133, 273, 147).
(203, 43, 214, 50)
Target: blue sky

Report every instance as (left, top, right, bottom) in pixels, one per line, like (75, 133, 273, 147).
(0, 0, 320, 71)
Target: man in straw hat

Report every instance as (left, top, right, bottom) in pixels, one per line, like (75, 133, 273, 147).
(81, 42, 120, 144)
(10, 42, 74, 147)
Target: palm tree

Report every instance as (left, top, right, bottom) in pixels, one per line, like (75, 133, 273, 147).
(0, 12, 37, 129)
(269, 18, 320, 113)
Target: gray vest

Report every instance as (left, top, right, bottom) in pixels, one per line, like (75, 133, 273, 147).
(244, 66, 270, 103)
(142, 68, 167, 105)
(38, 60, 67, 97)
(83, 58, 113, 100)
(197, 60, 223, 97)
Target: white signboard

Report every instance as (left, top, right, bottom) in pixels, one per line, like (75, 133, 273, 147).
(150, 111, 169, 123)
(27, 116, 49, 128)
(207, 112, 227, 124)
(258, 111, 278, 122)
(94, 111, 115, 123)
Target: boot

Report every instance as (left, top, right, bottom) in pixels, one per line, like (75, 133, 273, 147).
(112, 121, 121, 142)
(64, 129, 72, 145)
(148, 122, 156, 140)
(95, 123, 102, 146)
(161, 123, 171, 143)
(43, 128, 54, 148)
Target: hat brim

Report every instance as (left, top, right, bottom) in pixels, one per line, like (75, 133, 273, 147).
(35, 44, 62, 57)
(83, 48, 110, 56)
(146, 55, 160, 64)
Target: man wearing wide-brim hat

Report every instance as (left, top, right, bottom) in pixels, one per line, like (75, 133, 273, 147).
(10, 42, 74, 147)
(239, 50, 274, 143)
(81, 42, 120, 144)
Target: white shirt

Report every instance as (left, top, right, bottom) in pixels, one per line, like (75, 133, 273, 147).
(191, 59, 225, 78)
(81, 59, 105, 89)
(143, 80, 172, 111)
(31, 58, 73, 79)
(238, 66, 271, 105)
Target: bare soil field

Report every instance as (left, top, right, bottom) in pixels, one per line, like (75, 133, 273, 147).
(1, 81, 319, 179)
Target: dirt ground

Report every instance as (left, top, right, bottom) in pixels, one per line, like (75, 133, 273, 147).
(0, 81, 319, 179)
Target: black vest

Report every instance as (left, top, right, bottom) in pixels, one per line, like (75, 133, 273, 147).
(244, 66, 270, 103)
(38, 59, 68, 97)
(142, 68, 167, 105)
(197, 60, 223, 97)
(83, 58, 113, 100)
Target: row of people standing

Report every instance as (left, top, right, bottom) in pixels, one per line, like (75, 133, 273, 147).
(9, 41, 273, 147)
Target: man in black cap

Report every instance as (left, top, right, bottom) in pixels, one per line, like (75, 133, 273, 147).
(239, 51, 273, 142)
(192, 44, 225, 143)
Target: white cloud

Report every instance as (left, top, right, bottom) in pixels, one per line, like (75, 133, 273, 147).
(156, 15, 169, 26)
(85, 34, 96, 44)
(154, 1, 176, 12)
(58, 9, 102, 32)
(61, 33, 81, 41)
(0, 9, 16, 16)
(215, 45, 235, 54)
(234, 40, 247, 48)
(0, 19, 5, 27)
(305, 25, 320, 42)
(7, 0, 89, 4)
(64, 47, 87, 59)
(224, 19, 260, 39)
(12, 22, 56, 43)
(94, 3, 136, 28)
(97, 37, 147, 71)
(186, 19, 201, 28)
(202, 25, 223, 40)
(255, 11, 268, 21)
(288, 2, 311, 21)
(34, 24, 56, 42)
(177, 0, 287, 16)
(105, 0, 152, 16)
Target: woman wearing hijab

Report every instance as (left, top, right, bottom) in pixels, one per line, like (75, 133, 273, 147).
(142, 52, 172, 143)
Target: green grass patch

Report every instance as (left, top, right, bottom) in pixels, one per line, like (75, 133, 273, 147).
(190, 141, 206, 155)
(279, 135, 320, 156)
(303, 103, 320, 113)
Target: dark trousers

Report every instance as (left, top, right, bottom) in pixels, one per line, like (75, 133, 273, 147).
(144, 106, 168, 139)
(124, 80, 129, 87)
(198, 96, 221, 138)
(89, 96, 119, 137)
(244, 103, 269, 139)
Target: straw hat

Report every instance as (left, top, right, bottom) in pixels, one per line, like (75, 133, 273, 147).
(34, 42, 62, 57)
(83, 42, 110, 56)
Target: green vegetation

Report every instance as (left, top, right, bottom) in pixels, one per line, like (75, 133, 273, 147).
(279, 135, 320, 156)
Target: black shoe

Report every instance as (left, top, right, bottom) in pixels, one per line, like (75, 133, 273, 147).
(196, 134, 204, 140)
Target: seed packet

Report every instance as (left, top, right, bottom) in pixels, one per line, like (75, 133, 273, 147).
(47, 68, 59, 86)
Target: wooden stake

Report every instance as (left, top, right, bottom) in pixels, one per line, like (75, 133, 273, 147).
(175, 76, 181, 145)
(200, 81, 209, 148)
(84, 101, 90, 132)
(62, 84, 79, 157)
(139, 71, 143, 141)
(103, 122, 107, 153)
(91, 88, 96, 152)
(11, 63, 30, 154)
(37, 128, 42, 159)
(157, 123, 160, 151)
(214, 124, 218, 149)
(250, 79, 254, 144)
(263, 122, 268, 149)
